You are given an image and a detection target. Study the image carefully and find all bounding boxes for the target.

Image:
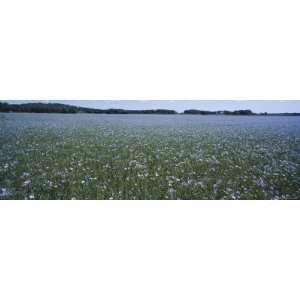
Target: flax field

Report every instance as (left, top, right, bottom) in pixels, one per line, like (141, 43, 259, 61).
(1, 113, 300, 200)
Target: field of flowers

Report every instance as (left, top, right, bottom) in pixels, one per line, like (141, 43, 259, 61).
(0, 113, 300, 200)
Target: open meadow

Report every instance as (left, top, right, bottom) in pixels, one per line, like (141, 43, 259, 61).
(0, 113, 300, 199)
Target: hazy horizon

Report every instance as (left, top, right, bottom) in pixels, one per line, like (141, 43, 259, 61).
(5, 100, 300, 113)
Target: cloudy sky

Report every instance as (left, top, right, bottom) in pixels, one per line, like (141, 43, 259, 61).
(6, 100, 300, 113)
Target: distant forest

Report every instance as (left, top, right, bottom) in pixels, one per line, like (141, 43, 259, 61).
(0, 102, 176, 114)
(183, 109, 255, 115)
(0, 102, 299, 115)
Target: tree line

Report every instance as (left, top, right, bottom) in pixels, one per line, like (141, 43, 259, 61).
(183, 109, 255, 115)
(0, 102, 299, 115)
(0, 102, 177, 114)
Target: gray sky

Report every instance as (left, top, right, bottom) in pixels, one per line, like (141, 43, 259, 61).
(6, 100, 300, 113)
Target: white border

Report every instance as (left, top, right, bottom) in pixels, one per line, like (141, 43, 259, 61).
(0, 200, 300, 300)
(0, 0, 299, 100)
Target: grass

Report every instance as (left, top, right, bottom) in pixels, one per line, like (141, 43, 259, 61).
(1, 113, 300, 199)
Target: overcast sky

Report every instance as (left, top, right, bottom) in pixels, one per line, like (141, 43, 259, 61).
(6, 100, 300, 113)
